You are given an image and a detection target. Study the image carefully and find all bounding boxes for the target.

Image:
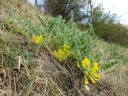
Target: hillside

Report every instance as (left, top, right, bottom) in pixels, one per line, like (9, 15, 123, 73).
(0, 0, 128, 96)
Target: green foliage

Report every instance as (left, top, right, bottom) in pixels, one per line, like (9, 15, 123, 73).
(100, 60, 118, 72)
(3, 48, 18, 67)
(11, 6, 28, 32)
(20, 50, 34, 68)
(90, 50, 103, 63)
(36, 13, 47, 27)
(11, 6, 44, 48)
(36, 13, 97, 60)
(1, 14, 22, 35)
(2, 16, 14, 30)
(92, 4, 128, 47)
(3, 47, 33, 68)
(26, 72, 37, 96)
(11, 7, 119, 87)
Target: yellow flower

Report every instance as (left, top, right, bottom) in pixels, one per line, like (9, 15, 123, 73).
(54, 44, 71, 62)
(93, 74, 102, 81)
(32, 35, 43, 44)
(92, 62, 100, 71)
(84, 76, 89, 84)
(89, 73, 102, 84)
(54, 50, 63, 62)
(90, 77, 96, 84)
(58, 49, 65, 55)
(82, 59, 102, 85)
(54, 50, 59, 58)
(85, 72, 89, 76)
(88, 62, 101, 84)
(82, 58, 90, 69)
(63, 44, 71, 55)
(64, 44, 70, 50)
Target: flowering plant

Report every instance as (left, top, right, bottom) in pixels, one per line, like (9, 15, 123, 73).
(54, 44, 71, 62)
(77, 58, 102, 85)
(11, 7, 119, 92)
(32, 35, 43, 44)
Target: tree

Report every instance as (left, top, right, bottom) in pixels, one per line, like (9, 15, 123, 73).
(43, 0, 88, 22)
(91, 4, 118, 38)
(89, 3, 128, 46)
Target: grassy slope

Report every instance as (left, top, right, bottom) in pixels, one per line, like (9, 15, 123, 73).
(0, 0, 128, 96)
(96, 40, 128, 95)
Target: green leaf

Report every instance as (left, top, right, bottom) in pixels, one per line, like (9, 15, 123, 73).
(36, 13, 47, 27)
(100, 60, 118, 72)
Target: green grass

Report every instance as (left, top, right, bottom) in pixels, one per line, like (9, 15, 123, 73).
(0, 0, 128, 96)
(95, 39, 128, 95)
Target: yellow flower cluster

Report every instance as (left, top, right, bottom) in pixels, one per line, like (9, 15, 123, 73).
(77, 58, 102, 85)
(54, 44, 71, 62)
(32, 35, 43, 44)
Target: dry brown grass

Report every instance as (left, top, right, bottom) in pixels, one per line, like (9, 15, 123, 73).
(0, 49, 114, 96)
